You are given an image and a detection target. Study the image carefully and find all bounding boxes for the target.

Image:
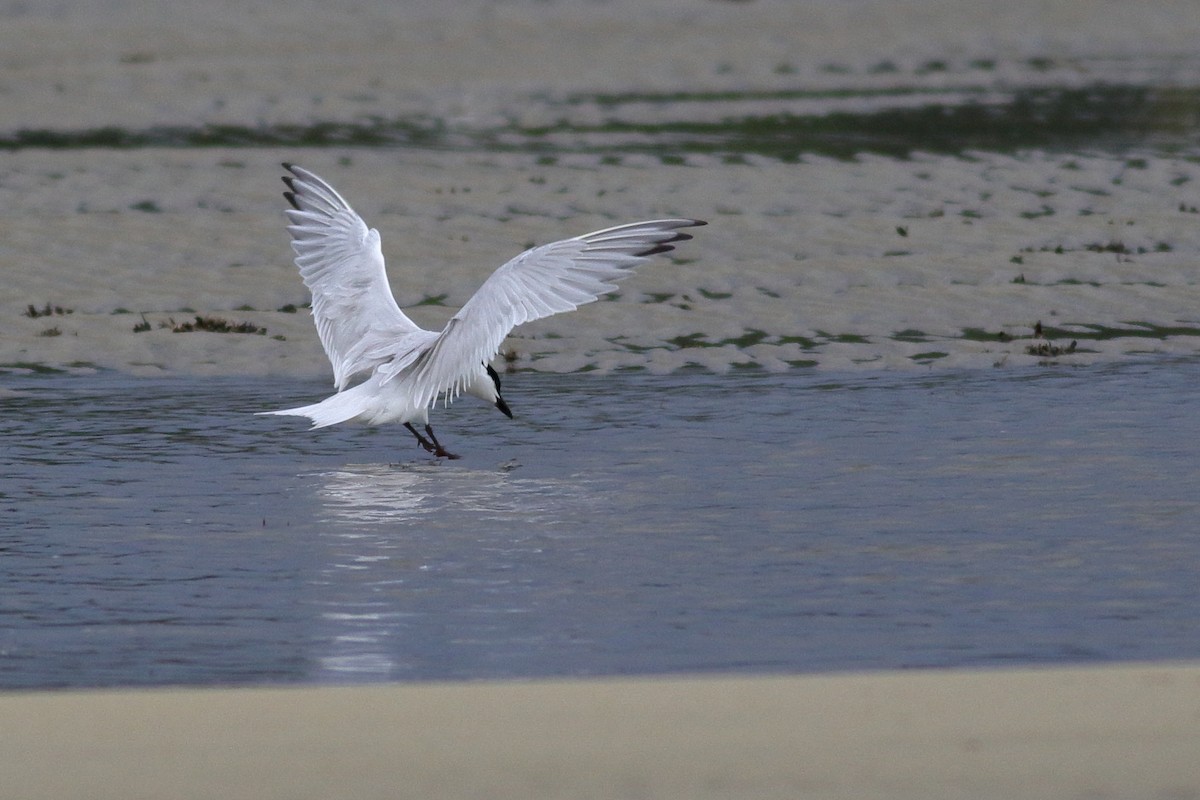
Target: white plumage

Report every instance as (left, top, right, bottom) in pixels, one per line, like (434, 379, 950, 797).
(260, 163, 704, 458)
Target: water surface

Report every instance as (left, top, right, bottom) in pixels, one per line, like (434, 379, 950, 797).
(3, 362, 1197, 688)
(2, 0, 1199, 692)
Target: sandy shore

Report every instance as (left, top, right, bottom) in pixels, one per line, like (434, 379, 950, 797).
(2, 662, 1198, 799)
(6, 0, 1198, 132)
(4, 146, 1200, 377)
(3, 0, 1200, 376)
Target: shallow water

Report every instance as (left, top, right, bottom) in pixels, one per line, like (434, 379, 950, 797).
(2, 0, 1200, 690)
(2, 362, 1198, 689)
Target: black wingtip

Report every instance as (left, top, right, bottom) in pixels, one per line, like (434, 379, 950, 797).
(637, 243, 675, 258)
(283, 190, 300, 210)
(281, 161, 295, 172)
(634, 223, 703, 257)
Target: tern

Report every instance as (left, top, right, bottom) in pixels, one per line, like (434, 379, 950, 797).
(260, 163, 704, 458)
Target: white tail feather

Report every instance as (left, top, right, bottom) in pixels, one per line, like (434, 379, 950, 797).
(257, 384, 374, 429)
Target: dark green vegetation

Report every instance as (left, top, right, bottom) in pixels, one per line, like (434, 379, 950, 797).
(168, 316, 266, 334)
(131, 315, 268, 335)
(4, 84, 1198, 161)
(24, 303, 73, 318)
(638, 320, 1200, 367)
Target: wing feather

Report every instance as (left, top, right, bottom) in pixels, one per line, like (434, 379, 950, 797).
(393, 218, 705, 408)
(280, 163, 419, 390)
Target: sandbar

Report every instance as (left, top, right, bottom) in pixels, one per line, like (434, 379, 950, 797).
(2, 661, 1198, 799)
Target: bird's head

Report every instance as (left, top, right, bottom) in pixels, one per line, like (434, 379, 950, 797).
(487, 364, 513, 419)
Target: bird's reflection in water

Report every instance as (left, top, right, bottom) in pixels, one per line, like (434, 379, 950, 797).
(318, 464, 435, 524)
(308, 461, 594, 681)
(316, 461, 589, 525)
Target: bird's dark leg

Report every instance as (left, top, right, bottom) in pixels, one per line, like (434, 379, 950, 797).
(424, 424, 460, 460)
(404, 422, 459, 459)
(404, 422, 437, 454)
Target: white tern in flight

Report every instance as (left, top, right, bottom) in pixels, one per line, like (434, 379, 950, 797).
(260, 163, 704, 458)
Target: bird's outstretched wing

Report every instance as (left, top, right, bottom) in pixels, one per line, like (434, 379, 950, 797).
(386, 218, 706, 407)
(281, 163, 420, 390)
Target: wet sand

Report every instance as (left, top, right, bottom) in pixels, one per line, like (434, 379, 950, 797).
(6, 146, 1200, 376)
(3, 0, 1200, 375)
(3, 662, 1198, 799)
